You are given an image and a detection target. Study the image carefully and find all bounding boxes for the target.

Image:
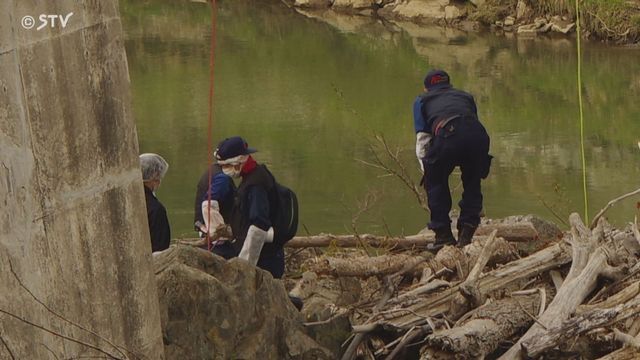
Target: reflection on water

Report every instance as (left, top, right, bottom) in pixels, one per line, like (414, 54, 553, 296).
(122, 0, 640, 237)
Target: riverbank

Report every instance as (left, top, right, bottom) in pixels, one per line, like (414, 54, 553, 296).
(287, 0, 640, 45)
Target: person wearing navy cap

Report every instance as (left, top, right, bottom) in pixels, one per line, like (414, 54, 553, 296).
(214, 136, 284, 278)
(413, 69, 492, 250)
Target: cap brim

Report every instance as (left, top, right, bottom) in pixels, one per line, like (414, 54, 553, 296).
(427, 83, 451, 91)
(245, 147, 257, 154)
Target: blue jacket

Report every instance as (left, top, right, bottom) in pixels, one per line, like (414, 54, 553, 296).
(194, 164, 236, 228)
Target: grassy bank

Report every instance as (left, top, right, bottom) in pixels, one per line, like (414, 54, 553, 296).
(472, 0, 640, 44)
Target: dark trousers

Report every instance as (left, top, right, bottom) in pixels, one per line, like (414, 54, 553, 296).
(257, 248, 285, 279)
(423, 118, 490, 231)
(210, 242, 285, 279)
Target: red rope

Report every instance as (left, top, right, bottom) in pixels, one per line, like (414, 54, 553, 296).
(206, 0, 218, 251)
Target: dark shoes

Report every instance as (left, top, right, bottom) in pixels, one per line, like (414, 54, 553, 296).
(457, 223, 477, 247)
(427, 224, 478, 252)
(289, 295, 304, 311)
(427, 227, 457, 252)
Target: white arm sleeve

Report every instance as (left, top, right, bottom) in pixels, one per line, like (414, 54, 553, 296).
(201, 200, 225, 236)
(238, 225, 269, 266)
(416, 131, 432, 160)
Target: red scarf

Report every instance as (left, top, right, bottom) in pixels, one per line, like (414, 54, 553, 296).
(241, 155, 257, 176)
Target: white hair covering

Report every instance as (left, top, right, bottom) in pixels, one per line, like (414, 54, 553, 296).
(139, 153, 169, 181)
(216, 154, 248, 166)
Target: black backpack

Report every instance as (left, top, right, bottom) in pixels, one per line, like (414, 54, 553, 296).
(272, 183, 299, 246)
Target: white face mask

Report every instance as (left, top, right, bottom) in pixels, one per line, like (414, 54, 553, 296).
(222, 165, 241, 178)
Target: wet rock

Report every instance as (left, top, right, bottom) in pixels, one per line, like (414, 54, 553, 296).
(386, 0, 446, 22)
(504, 16, 515, 26)
(516, 0, 530, 20)
(293, 0, 331, 8)
(550, 18, 576, 34)
(534, 17, 548, 27)
(444, 6, 462, 21)
(155, 246, 332, 360)
(332, 0, 375, 11)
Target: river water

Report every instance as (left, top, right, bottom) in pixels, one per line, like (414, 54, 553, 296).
(122, 0, 640, 237)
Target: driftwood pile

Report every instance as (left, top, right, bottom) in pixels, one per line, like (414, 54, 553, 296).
(286, 214, 640, 359)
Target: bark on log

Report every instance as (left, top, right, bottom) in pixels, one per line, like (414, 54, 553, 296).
(310, 254, 428, 277)
(474, 223, 539, 242)
(422, 293, 541, 359)
(522, 294, 640, 358)
(427, 235, 517, 280)
(374, 242, 571, 328)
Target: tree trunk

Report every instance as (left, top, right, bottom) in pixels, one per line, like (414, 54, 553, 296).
(422, 292, 541, 359)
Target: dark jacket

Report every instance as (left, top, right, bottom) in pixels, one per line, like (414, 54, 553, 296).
(413, 87, 479, 134)
(144, 186, 170, 252)
(194, 164, 236, 230)
(229, 164, 280, 256)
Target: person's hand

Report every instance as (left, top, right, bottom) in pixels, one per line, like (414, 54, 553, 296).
(212, 224, 233, 240)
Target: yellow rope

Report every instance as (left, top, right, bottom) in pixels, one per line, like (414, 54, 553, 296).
(575, 0, 589, 221)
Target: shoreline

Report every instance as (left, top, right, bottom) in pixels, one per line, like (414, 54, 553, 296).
(285, 0, 640, 45)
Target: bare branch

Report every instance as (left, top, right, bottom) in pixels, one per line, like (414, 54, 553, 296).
(590, 188, 640, 229)
(8, 260, 137, 360)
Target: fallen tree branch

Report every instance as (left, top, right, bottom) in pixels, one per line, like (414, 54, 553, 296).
(590, 188, 640, 229)
(522, 294, 640, 358)
(175, 223, 541, 248)
(423, 292, 541, 359)
(613, 329, 640, 349)
(376, 241, 571, 328)
(459, 230, 499, 308)
(500, 214, 611, 360)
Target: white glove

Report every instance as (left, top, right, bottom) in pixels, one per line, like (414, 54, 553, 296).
(201, 200, 225, 237)
(416, 132, 432, 173)
(238, 225, 274, 266)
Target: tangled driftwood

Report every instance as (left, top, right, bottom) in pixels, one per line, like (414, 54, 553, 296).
(288, 214, 640, 359)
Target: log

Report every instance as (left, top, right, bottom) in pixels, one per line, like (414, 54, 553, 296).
(310, 254, 428, 277)
(428, 235, 517, 278)
(501, 214, 626, 360)
(289, 223, 536, 247)
(474, 223, 539, 242)
(422, 292, 541, 359)
(522, 294, 640, 358)
(577, 281, 640, 314)
(374, 241, 571, 328)
(459, 230, 499, 308)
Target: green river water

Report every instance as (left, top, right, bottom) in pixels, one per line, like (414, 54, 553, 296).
(122, 0, 640, 238)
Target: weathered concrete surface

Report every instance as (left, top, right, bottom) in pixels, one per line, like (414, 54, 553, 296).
(154, 246, 333, 359)
(0, 1, 164, 359)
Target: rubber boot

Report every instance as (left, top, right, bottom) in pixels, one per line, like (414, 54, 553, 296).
(457, 223, 477, 248)
(288, 295, 304, 311)
(427, 227, 456, 252)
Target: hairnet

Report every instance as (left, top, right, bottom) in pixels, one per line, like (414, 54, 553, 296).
(139, 153, 169, 181)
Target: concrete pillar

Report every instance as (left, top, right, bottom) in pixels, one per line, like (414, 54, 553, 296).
(0, 1, 164, 358)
